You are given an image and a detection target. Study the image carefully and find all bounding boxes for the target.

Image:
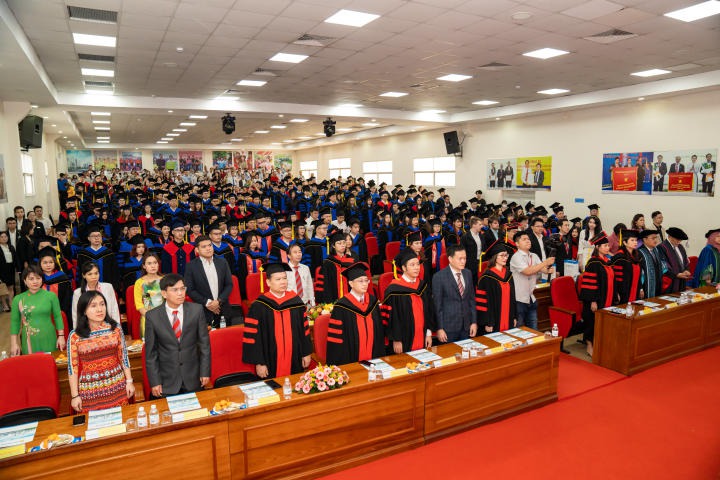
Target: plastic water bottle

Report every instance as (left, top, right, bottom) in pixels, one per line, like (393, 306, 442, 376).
(625, 302, 634, 318)
(149, 404, 159, 426)
(137, 406, 148, 428)
(551, 323, 559, 338)
(368, 366, 377, 382)
(283, 378, 292, 399)
(219, 316, 227, 329)
(0, 351, 8, 361)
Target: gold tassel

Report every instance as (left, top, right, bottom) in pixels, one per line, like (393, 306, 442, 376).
(478, 251, 483, 275)
(259, 265, 265, 293)
(393, 260, 397, 279)
(505, 230, 508, 243)
(326, 237, 330, 256)
(339, 275, 344, 298)
(619, 230, 623, 245)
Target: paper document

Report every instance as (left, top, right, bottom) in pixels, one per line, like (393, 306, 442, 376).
(0, 422, 38, 448)
(166, 393, 202, 414)
(406, 349, 442, 363)
(87, 406, 123, 430)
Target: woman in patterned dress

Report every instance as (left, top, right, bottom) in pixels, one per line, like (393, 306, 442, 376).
(133, 252, 164, 338)
(68, 290, 134, 413)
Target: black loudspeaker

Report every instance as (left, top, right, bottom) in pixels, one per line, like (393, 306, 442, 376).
(443, 130, 460, 155)
(18, 115, 43, 150)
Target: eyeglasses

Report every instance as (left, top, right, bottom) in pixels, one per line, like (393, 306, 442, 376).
(167, 286, 187, 293)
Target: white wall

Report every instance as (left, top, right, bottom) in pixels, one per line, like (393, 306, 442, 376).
(293, 88, 720, 254)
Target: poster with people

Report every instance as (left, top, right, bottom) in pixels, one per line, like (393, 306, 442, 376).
(179, 150, 203, 172)
(274, 153, 292, 173)
(253, 151, 275, 173)
(487, 156, 552, 190)
(601, 152, 652, 194)
(153, 151, 177, 171)
(93, 150, 118, 171)
(212, 151, 232, 169)
(487, 159, 515, 189)
(233, 150, 252, 169)
(120, 151, 142, 171)
(66, 149, 93, 173)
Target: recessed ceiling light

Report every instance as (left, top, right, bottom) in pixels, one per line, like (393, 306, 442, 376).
(237, 79, 267, 87)
(167, 110, 173, 113)
(324, 9, 380, 27)
(81, 68, 114, 77)
(63, 136, 67, 139)
(176, 46, 184, 53)
(231, 138, 243, 142)
(421, 109, 446, 114)
(338, 103, 362, 108)
(511, 11, 533, 21)
(255, 130, 270, 134)
(161, 137, 172, 141)
(437, 74, 472, 82)
(631, 69, 671, 77)
(473, 100, 499, 106)
(30, 104, 38, 108)
(523, 48, 569, 59)
(188, 115, 207, 119)
(179, 122, 196, 126)
(43, 116, 49, 119)
(315, 133, 325, 136)
(51, 124, 57, 127)
(665, 1, 720, 22)
(638, 97, 645, 101)
(271, 142, 282, 145)
(94, 126, 110, 130)
(379, 91, 408, 97)
(85, 89, 113, 95)
(495, 117, 501, 121)
(537, 88, 570, 95)
(97, 140, 110, 143)
(283, 139, 294, 143)
(58, 130, 63, 133)
(270, 125, 286, 129)
(72, 33, 116, 48)
(290, 118, 308, 123)
(157, 141, 168, 144)
(166, 133, 180, 137)
(91, 112, 111, 116)
(173, 129, 187, 132)
(92, 120, 110, 124)
(362, 122, 380, 127)
(269, 53, 308, 63)
(97, 136, 109, 140)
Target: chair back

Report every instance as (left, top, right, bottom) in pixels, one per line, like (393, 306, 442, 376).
(378, 272, 395, 302)
(366, 236, 379, 258)
(688, 255, 698, 276)
(384, 241, 401, 262)
(209, 326, 256, 387)
(439, 253, 449, 270)
(551, 275, 580, 312)
(0, 353, 59, 419)
(313, 314, 331, 364)
(126, 285, 141, 339)
(364, 232, 376, 240)
(228, 276, 242, 306)
(245, 272, 262, 305)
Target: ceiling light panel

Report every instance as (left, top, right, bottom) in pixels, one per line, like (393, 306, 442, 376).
(290, 118, 308, 123)
(664, 1, 720, 22)
(537, 88, 570, 95)
(81, 68, 114, 77)
(631, 69, 671, 77)
(379, 91, 408, 97)
(269, 53, 308, 63)
(188, 115, 208, 119)
(179, 122, 196, 126)
(237, 80, 267, 86)
(473, 100, 499, 106)
(324, 9, 380, 27)
(437, 74, 472, 82)
(523, 48, 569, 59)
(91, 112, 111, 116)
(72, 33, 116, 47)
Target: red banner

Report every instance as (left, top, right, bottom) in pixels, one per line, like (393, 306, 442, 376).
(667, 172, 694, 192)
(612, 167, 638, 191)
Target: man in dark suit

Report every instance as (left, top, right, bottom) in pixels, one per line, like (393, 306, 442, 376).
(460, 217, 483, 285)
(527, 217, 549, 262)
(144, 273, 211, 398)
(184, 235, 234, 328)
(504, 161, 513, 188)
(670, 156, 685, 173)
(533, 162, 545, 187)
(431, 244, 477, 343)
(654, 155, 667, 191)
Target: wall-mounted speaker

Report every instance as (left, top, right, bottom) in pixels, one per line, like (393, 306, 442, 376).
(443, 130, 460, 155)
(19, 115, 43, 150)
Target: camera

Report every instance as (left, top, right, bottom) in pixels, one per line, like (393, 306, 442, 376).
(221, 113, 235, 135)
(323, 117, 336, 137)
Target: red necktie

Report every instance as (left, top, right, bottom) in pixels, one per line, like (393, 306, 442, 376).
(172, 310, 181, 341)
(294, 266, 304, 300)
(456, 272, 464, 297)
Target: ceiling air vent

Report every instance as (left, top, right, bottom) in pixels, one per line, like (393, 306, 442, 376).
(252, 68, 278, 77)
(78, 53, 115, 62)
(584, 29, 637, 44)
(84, 80, 113, 88)
(293, 34, 336, 47)
(68, 6, 118, 24)
(477, 62, 511, 71)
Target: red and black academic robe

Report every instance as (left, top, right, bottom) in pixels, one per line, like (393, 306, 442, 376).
(423, 235, 446, 281)
(43, 271, 73, 326)
(237, 251, 265, 299)
(268, 238, 294, 264)
(76, 245, 118, 286)
(611, 248, 642, 304)
(316, 255, 357, 303)
(656, 239, 690, 293)
(326, 294, 385, 366)
(578, 256, 615, 342)
(242, 291, 312, 378)
(160, 241, 196, 275)
(476, 266, 516, 332)
(381, 277, 435, 352)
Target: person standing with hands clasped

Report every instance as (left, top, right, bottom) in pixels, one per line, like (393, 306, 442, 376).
(144, 274, 210, 398)
(509, 231, 555, 330)
(431, 244, 478, 343)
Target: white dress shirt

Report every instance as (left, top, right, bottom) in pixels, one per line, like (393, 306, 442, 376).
(510, 249, 541, 304)
(471, 231, 482, 260)
(200, 257, 219, 302)
(449, 266, 465, 291)
(286, 262, 315, 306)
(165, 303, 184, 332)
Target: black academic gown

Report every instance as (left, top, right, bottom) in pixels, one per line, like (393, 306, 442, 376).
(381, 277, 435, 352)
(326, 294, 385, 366)
(476, 266, 516, 332)
(302, 237, 330, 279)
(76, 245, 119, 286)
(316, 254, 357, 303)
(43, 271, 73, 326)
(578, 256, 615, 342)
(242, 291, 312, 378)
(611, 248, 642, 304)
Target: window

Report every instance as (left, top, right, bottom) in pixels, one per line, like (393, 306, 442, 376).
(328, 157, 351, 178)
(362, 160, 393, 185)
(300, 160, 317, 180)
(413, 156, 456, 186)
(21, 152, 34, 196)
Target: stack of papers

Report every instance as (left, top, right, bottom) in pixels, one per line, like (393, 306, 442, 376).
(87, 406, 123, 430)
(484, 332, 517, 345)
(360, 359, 395, 373)
(454, 338, 485, 350)
(406, 349, 442, 363)
(166, 393, 202, 414)
(0, 422, 38, 448)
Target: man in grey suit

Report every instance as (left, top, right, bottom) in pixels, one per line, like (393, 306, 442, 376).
(184, 235, 235, 328)
(144, 273, 211, 398)
(431, 244, 478, 343)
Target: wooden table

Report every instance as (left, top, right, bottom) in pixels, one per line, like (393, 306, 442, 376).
(593, 287, 720, 375)
(2, 329, 560, 479)
(535, 282, 551, 332)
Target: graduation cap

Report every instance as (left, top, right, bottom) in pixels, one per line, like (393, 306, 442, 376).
(525, 201, 534, 211)
(705, 228, 720, 238)
(405, 230, 422, 245)
(619, 229, 639, 243)
(468, 197, 479, 204)
(126, 220, 141, 229)
(666, 227, 688, 241)
(590, 231, 609, 245)
(549, 202, 560, 209)
(639, 229, 660, 239)
(319, 207, 332, 217)
(278, 220, 293, 231)
(552, 206, 564, 214)
(54, 221, 69, 232)
(293, 220, 306, 228)
(347, 217, 361, 227)
(85, 224, 102, 236)
(171, 219, 187, 230)
(394, 248, 418, 269)
(587, 204, 600, 210)
(428, 218, 442, 228)
(341, 262, 371, 282)
(330, 231, 346, 244)
(130, 235, 147, 246)
(534, 206, 548, 216)
(485, 240, 514, 259)
(396, 189, 406, 197)
(570, 217, 582, 224)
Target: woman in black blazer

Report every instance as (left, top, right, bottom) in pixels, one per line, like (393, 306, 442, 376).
(0, 231, 16, 310)
(16, 222, 36, 292)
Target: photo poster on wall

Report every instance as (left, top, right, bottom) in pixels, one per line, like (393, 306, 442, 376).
(179, 150, 203, 172)
(254, 151, 274, 173)
(0, 154, 7, 203)
(212, 151, 232, 169)
(486, 156, 552, 190)
(120, 151, 142, 172)
(153, 151, 178, 171)
(232, 151, 251, 169)
(93, 150, 118, 171)
(602, 152, 653, 195)
(487, 159, 516, 190)
(274, 153, 292, 173)
(652, 149, 717, 197)
(66, 149, 93, 173)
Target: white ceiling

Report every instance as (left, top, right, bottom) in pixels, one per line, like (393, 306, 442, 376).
(1, 0, 719, 150)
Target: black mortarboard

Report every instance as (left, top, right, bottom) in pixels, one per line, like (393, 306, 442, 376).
(405, 231, 422, 245)
(86, 225, 101, 236)
(126, 220, 141, 229)
(485, 240, 514, 258)
(620, 229, 639, 241)
(549, 202, 560, 209)
(666, 227, 688, 241)
(171, 219, 187, 230)
(570, 217, 582, 224)
(705, 228, 720, 238)
(553, 206, 564, 214)
(341, 262, 370, 281)
(130, 235, 147, 246)
(587, 204, 600, 210)
(319, 207, 332, 217)
(330, 232, 346, 244)
(278, 221, 292, 230)
(394, 248, 418, 267)
(262, 262, 292, 277)
(590, 231, 609, 245)
(639, 229, 660, 239)
(37, 246, 60, 260)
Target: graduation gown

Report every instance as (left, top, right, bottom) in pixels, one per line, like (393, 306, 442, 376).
(381, 277, 435, 352)
(268, 238, 294, 264)
(161, 241, 196, 275)
(376, 226, 395, 260)
(237, 251, 265, 299)
(349, 233, 368, 263)
(476, 266, 516, 332)
(638, 246, 664, 298)
(301, 237, 330, 279)
(242, 291, 312, 378)
(579, 255, 615, 342)
(326, 294, 385, 365)
(212, 242, 237, 274)
(691, 244, 720, 288)
(77, 245, 119, 286)
(255, 226, 277, 258)
(422, 234, 446, 279)
(315, 254, 358, 303)
(611, 248, 642, 304)
(656, 240, 690, 293)
(122, 256, 144, 291)
(43, 271, 73, 326)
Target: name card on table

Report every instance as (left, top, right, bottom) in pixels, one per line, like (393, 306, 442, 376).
(247, 395, 280, 407)
(383, 368, 410, 379)
(171, 408, 209, 423)
(85, 423, 127, 440)
(524, 335, 546, 345)
(665, 302, 678, 309)
(484, 346, 505, 356)
(433, 356, 458, 368)
(0, 445, 26, 459)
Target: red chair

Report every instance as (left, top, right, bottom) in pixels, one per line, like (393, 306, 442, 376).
(313, 314, 331, 364)
(209, 326, 257, 388)
(366, 236, 380, 273)
(378, 272, 395, 301)
(126, 285, 141, 339)
(0, 353, 59, 426)
(243, 272, 262, 314)
(688, 255, 698, 276)
(548, 276, 582, 354)
(439, 253, 449, 270)
(364, 232, 375, 240)
(384, 241, 401, 263)
(229, 276, 242, 306)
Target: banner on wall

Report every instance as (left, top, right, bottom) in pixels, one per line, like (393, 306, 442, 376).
(66, 150, 93, 173)
(487, 156, 552, 190)
(602, 149, 715, 196)
(212, 151, 232, 169)
(274, 153, 292, 173)
(0, 154, 7, 203)
(120, 151, 142, 171)
(179, 150, 203, 172)
(153, 151, 177, 171)
(254, 151, 274, 173)
(232, 151, 251, 169)
(93, 150, 118, 170)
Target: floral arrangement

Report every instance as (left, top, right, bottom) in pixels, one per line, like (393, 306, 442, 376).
(294, 364, 350, 394)
(307, 303, 335, 322)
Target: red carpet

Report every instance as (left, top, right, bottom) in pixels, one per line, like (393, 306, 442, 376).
(320, 347, 720, 480)
(557, 353, 626, 400)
